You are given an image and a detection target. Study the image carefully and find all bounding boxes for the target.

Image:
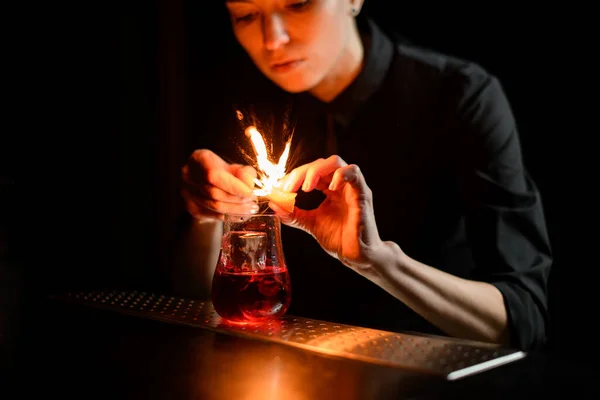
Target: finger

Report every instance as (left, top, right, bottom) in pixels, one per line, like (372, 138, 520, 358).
(187, 150, 254, 198)
(302, 155, 348, 192)
(268, 201, 314, 233)
(185, 197, 224, 222)
(281, 155, 347, 193)
(328, 164, 372, 201)
(183, 167, 256, 204)
(302, 159, 326, 193)
(185, 181, 256, 205)
(201, 196, 260, 215)
(187, 149, 228, 179)
(281, 163, 313, 193)
(182, 188, 259, 216)
(182, 189, 223, 221)
(314, 172, 335, 192)
(208, 169, 256, 199)
(229, 164, 258, 189)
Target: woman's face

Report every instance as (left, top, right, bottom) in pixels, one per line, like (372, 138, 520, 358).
(225, 0, 358, 93)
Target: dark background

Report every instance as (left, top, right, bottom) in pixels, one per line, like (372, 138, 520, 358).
(2, 1, 597, 371)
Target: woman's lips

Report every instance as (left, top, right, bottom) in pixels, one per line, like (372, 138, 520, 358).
(270, 59, 304, 73)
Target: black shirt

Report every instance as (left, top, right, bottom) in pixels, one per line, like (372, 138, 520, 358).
(191, 18, 552, 351)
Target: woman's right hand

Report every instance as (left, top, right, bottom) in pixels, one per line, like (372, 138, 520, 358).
(181, 149, 259, 222)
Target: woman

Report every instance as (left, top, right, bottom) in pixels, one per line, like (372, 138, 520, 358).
(179, 0, 552, 350)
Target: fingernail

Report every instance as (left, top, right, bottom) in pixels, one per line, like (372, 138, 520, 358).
(250, 205, 259, 213)
(328, 181, 335, 191)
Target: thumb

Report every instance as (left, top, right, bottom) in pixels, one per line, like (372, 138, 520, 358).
(268, 201, 314, 233)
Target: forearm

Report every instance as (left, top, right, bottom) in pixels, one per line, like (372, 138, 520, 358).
(365, 242, 510, 345)
(172, 219, 223, 299)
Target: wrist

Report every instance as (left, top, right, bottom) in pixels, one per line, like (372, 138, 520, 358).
(361, 241, 407, 282)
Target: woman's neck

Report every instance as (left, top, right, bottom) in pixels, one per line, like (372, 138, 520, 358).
(309, 25, 364, 103)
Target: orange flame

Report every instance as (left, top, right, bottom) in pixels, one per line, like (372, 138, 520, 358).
(245, 126, 291, 197)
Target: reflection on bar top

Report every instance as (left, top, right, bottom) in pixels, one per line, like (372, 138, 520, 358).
(50, 290, 526, 381)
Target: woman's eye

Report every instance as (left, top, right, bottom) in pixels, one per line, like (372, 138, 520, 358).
(288, 0, 311, 11)
(235, 13, 258, 23)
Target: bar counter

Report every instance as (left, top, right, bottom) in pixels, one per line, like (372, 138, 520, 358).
(7, 289, 599, 399)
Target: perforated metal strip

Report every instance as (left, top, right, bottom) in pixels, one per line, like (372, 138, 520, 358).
(50, 290, 526, 380)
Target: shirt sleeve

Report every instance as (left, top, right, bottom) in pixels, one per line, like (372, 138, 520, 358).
(445, 64, 553, 350)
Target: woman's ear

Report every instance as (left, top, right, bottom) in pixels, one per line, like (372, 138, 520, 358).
(349, 0, 364, 17)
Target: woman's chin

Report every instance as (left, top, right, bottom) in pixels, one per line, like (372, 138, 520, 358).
(269, 74, 317, 94)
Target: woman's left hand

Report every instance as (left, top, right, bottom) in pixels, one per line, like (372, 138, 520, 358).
(269, 155, 387, 271)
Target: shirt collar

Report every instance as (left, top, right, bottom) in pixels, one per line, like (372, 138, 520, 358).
(325, 18, 395, 128)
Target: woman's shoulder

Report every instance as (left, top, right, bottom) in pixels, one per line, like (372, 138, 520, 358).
(391, 39, 497, 93)
(385, 38, 512, 127)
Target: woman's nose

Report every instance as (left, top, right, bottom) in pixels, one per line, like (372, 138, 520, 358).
(263, 13, 289, 51)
